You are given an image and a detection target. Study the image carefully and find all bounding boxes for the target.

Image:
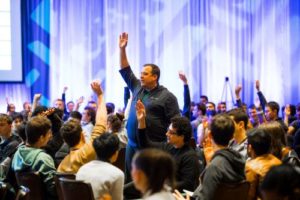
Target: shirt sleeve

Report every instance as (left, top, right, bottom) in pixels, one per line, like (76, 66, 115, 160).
(119, 67, 141, 93)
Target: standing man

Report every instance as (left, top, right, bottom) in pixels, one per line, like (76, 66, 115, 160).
(119, 32, 180, 182)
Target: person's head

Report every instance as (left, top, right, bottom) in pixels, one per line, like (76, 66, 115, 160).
(23, 101, 31, 112)
(7, 103, 16, 113)
(247, 129, 271, 158)
(192, 103, 206, 119)
(261, 164, 300, 200)
(107, 114, 122, 133)
(227, 108, 249, 134)
(140, 64, 160, 90)
(68, 111, 82, 123)
(258, 122, 287, 159)
(82, 106, 96, 125)
(106, 102, 115, 115)
(200, 95, 208, 104)
(218, 102, 227, 113)
(206, 102, 216, 112)
(296, 103, 300, 119)
(32, 106, 48, 117)
(166, 116, 192, 148)
(16, 121, 27, 142)
(26, 116, 52, 147)
(54, 99, 65, 111)
(12, 112, 24, 131)
(131, 148, 175, 195)
(0, 114, 13, 139)
(60, 119, 82, 147)
(265, 101, 280, 121)
(248, 104, 258, 119)
(93, 133, 120, 163)
(209, 114, 235, 146)
(87, 101, 97, 110)
(66, 101, 75, 112)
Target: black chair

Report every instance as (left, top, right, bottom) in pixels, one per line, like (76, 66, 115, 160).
(15, 186, 30, 200)
(213, 180, 250, 200)
(54, 172, 76, 200)
(58, 178, 95, 200)
(15, 171, 45, 200)
(113, 148, 126, 172)
(0, 182, 7, 200)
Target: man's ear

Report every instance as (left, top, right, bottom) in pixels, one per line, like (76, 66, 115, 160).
(238, 121, 244, 129)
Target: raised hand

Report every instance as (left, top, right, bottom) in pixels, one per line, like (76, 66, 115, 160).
(235, 85, 242, 98)
(255, 80, 260, 91)
(77, 96, 84, 105)
(63, 86, 68, 93)
(90, 81, 103, 96)
(135, 100, 146, 121)
(179, 71, 188, 85)
(119, 32, 128, 49)
(33, 94, 42, 101)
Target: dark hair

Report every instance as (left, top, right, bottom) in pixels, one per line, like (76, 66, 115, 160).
(60, 119, 82, 147)
(106, 102, 115, 115)
(267, 101, 280, 115)
(93, 133, 120, 162)
(132, 148, 175, 195)
(0, 114, 13, 124)
(258, 122, 287, 159)
(67, 101, 74, 106)
(210, 114, 235, 146)
(247, 129, 271, 156)
(143, 64, 160, 82)
(84, 106, 96, 125)
(23, 101, 30, 109)
(196, 103, 206, 116)
(200, 95, 208, 101)
(16, 121, 27, 142)
(206, 102, 216, 109)
(26, 116, 52, 145)
(171, 116, 192, 143)
(47, 108, 63, 134)
(297, 103, 300, 112)
(227, 108, 249, 130)
(248, 104, 256, 110)
(12, 112, 24, 122)
(69, 111, 82, 121)
(107, 114, 122, 133)
(261, 164, 300, 199)
(32, 106, 48, 117)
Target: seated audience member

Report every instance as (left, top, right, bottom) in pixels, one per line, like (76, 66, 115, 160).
(57, 81, 106, 173)
(192, 114, 245, 200)
(131, 148, 176, 200)
(217, 102, 227, 114)
(20, 101, 31, 121)
(68, 111, 82, 122)
(248, 104, 261, 128)
(136, 100, 200, 192)
(81, 106, 96, 141)
(200, 95, 208, 105)
(283, 104, 297, 126)
(76, 133, 124, 200)
(191, 103, 206, 140)
(11, 116, 57, 199)
(0, 114, 22, 180)
(260, 164, 300, 200)
(11, 112, 24, 134)
(245, 129, 281, 200)
(288, 103, 300, 135)
(107, 113, 128, 148)
(227, 108, 249, 159)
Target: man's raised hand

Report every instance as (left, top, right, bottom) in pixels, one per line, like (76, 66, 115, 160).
(90, 81, 103, 96)
(119, 32, 128, 49)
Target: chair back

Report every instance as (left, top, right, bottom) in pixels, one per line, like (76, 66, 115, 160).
(15, 186, 30, 200)
(58, 178, 95, 200)
(213, 180, 250, 200)
(0, 182, 7, 200)
(113, 148, 126, 172)
(15, 171, 45, 200)
(54, 172, 76, 200)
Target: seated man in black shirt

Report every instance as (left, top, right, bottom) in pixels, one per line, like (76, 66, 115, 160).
(136, 100, 200, 191)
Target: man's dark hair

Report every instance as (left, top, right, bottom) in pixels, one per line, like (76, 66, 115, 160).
(32, 106, 48, 117)
(67, 101, 74, 106)
(0, 114, 13, 124)
(171, 116, 192, 143)
(200, 95, 208, 102)
(267, 101, 280, 115)
(60, 119, 82, 147)
(227, 108, 249, 129)
(248, 104, 256, 110)
(69, 111, 82, 121)
(106, 102, 115, 115)
(12, 112, 24, 122)
(84, 106, 96, 125)
(210, 114, 235, 146)
(93, 133, 120, 162)
(247, 129, 271, 156)
(26, 116, 52, 145)
(143, 63, 160, 82)
(206, 102, 216, 109)
(107, 114, 122, 133)
(261, 164, 300, 199)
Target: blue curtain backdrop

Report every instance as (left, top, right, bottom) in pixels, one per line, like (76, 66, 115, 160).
(1, 0, 300, 112)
